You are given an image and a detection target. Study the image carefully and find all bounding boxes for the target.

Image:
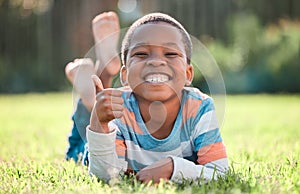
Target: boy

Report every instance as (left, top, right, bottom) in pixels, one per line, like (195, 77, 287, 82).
(88, 12, 228, 183)
(64, 11, 121, 162)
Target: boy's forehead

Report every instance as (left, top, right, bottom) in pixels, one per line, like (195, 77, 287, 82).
(129, 23, 185, 50)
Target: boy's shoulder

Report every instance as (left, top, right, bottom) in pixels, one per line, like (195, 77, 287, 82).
(183, 87, 211, 101)
(181, 87, 215, 120)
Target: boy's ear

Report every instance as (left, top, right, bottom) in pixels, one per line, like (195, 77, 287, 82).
(120, 65, 128, 86)
(185, 65, 194, 86)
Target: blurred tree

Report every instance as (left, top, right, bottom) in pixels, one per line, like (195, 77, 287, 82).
(207, 15, 300, 93)
(0, 0, 299, 93)
(0, 0, 118, 92)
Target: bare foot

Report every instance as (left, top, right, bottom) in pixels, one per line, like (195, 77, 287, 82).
(65, 58, 94, 84)
(65, 58, 96, 111)
(92, 11, 121, 77)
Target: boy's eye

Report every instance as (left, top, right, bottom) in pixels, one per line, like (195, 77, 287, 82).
(133, 52, 148, 58)
(165, 52, 179, 57)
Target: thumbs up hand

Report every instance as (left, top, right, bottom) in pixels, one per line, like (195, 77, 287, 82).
(90, 75, 124, 133)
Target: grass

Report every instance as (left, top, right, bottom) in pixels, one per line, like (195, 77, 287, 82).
(0, 93, 299, 193)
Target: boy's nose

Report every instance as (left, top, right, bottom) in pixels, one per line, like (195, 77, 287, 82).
(146, 58, 167, 66)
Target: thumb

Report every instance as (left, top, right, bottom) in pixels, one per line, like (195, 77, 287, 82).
(91, 75, 104, 93)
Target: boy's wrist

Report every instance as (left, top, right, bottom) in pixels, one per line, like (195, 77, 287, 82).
(90, 122, 110, 133)
(90, 111, 111, 133)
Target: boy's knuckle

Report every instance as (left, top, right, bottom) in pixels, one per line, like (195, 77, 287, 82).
(104, 104, 112, 110)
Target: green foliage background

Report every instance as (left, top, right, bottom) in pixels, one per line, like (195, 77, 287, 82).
(201, 15, 300, 93)
(0, 0, 299, 93)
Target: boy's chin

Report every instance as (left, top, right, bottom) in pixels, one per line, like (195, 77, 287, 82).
(134, 91, 180, 103)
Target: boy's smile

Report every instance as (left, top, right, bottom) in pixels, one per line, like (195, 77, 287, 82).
(144, 73, 169, 83)
(122, 23, 193, 103)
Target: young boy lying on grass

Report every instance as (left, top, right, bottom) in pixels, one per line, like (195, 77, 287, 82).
(87, 12, 228, 183)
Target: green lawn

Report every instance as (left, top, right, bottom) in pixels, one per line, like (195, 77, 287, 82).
(0, 93, 299, 193)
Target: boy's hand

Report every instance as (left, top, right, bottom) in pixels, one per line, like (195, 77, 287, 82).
(136, 158, 174, 184)
(90, 75, 124, 133)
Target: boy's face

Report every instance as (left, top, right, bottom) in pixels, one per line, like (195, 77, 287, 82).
(122, 23, 193, 103)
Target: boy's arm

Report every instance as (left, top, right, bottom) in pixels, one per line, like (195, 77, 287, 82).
(136, 124, 228, 183)
(87, 123, 127, 181)
(135, 150, 227, 183)
(87, 76, 127, 181)
(169, 147, 228, 182)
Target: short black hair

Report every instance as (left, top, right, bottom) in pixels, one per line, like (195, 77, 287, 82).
(121, 13, 192, 65)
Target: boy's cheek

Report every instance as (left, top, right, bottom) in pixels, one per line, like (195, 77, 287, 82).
(127, 78, 143, 91)
(127, 60, 144, 69)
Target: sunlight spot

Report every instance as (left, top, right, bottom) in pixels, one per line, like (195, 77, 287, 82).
(118, 0, 137, 13)
(23, 0, 35, 10)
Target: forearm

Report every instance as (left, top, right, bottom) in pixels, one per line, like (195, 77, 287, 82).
(169, 156, 228, 182)
(87, 126, 127, 181)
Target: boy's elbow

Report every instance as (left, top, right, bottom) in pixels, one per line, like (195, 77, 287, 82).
(88, 157, 127, 182)
(89, 163, 108, 181)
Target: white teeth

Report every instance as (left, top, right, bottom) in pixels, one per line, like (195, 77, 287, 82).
(145, 74, 169, 83)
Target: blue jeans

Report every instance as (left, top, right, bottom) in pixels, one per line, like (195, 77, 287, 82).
(65, 100, 90, 165)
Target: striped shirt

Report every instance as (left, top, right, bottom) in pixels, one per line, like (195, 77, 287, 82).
(87, 87, 228, 182)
